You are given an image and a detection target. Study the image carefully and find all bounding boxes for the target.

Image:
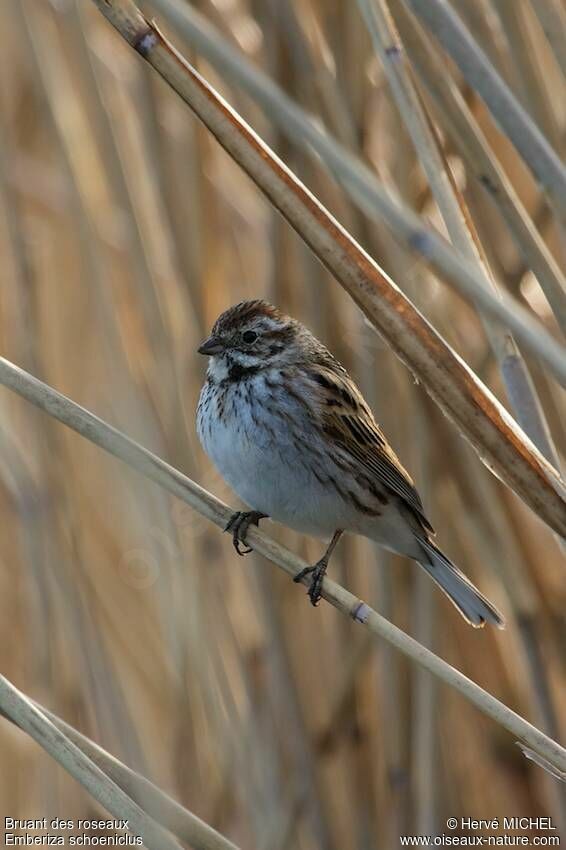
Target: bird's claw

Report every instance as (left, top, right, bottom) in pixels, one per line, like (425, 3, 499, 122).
(224, 510, 267, 556)
(293, 560, 328, 606)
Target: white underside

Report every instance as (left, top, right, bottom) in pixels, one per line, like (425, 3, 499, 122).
(197, 370, 421, 559)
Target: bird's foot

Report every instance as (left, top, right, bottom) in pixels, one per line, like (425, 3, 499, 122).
(293, 558, 329, 607)
(225, 510, 267, 556)
(293, 531, 343, 606)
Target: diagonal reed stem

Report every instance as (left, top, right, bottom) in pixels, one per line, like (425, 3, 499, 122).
(0, 676, 184, 850)
(145, 0, 566, 373)
(87, 0, 566, 540)
(387, 0, 566, 336)
(0, 690, 240, 850)
(0, 355, 565, 778)
(403, 0, 566, 224)
(357, 0, 560, 470)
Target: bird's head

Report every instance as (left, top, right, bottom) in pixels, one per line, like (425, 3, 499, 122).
(198, 300, 304, 380)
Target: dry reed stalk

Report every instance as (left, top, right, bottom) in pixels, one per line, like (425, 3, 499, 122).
(403, 0, 566, 223)
(387, 0, 566, 335)
(90, 0, 566, 544)
(0, 676, 184, 850)
(1, 0, 565, 842)
(357, 0, 559, 473)
(490, 0, 562, 152)
(146, 0, 566, 378)
(0, 683, 240, 850)
(0, 355, 565, 780)
(528, 0, 566, 78)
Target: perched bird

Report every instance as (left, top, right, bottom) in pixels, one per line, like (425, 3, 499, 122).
(197, 300, 504, 628)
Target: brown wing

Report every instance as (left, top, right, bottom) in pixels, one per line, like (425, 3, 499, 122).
(310, 365, 434, 533)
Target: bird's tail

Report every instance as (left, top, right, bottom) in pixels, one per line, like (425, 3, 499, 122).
(417, 539, 505, 628)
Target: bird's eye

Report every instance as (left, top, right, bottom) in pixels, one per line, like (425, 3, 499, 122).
(242, 330, 258, 344)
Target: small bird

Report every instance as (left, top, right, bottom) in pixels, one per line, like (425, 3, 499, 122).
(197, 300, 504, 628)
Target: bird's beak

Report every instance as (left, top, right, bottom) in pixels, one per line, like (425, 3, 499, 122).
(198, 335, 225, 356)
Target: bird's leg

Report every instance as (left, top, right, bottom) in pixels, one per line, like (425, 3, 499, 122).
(225, 510, 268, 556)
(293, 530, 343, 606)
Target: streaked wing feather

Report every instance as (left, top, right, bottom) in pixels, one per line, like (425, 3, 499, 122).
(312, 365, 434, 533)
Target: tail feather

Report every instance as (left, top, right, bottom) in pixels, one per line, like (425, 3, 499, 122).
(418, 540, 505, 629)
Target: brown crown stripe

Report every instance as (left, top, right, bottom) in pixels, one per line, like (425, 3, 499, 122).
(214, 300, 284, 332)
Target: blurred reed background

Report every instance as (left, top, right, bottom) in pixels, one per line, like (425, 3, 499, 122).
(0, 0, 565, 847)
